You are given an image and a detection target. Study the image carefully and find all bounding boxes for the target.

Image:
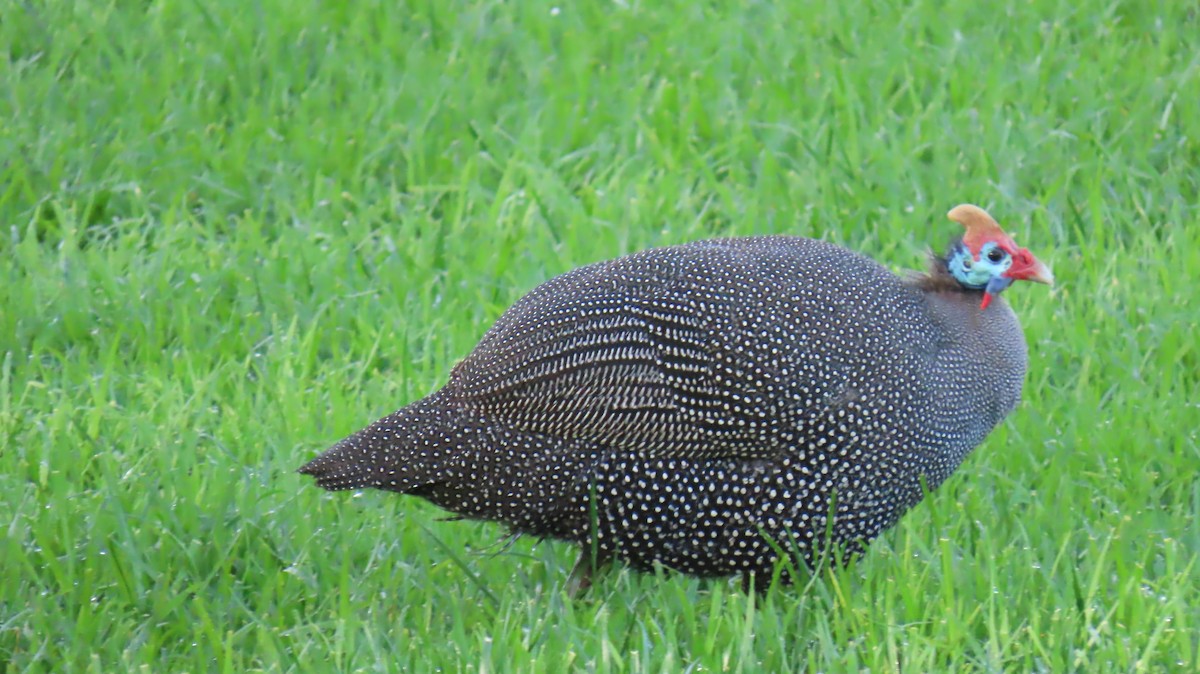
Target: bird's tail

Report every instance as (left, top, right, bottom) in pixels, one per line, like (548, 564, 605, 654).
(298, 392, 487, 492)
(297, 392, 594, 531)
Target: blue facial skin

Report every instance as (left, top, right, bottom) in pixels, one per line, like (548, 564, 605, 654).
(985, 275, 1014, 296)
(948, 241, 1013, 291)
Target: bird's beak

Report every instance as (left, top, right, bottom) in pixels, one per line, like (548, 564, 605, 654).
(1004, 248, 1054, 286)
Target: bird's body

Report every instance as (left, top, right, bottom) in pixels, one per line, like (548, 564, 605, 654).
(300, 206, 1050, 585)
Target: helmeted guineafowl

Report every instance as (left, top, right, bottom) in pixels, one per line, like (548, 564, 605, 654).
(299, 204, 1052, 588)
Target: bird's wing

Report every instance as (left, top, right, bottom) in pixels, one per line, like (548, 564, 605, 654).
(445, 238, 894, 459)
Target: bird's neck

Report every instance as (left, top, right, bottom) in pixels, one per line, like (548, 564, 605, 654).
(908, 250, 983, 298)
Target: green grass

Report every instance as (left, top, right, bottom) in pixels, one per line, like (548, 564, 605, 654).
(2, 0, 1198, 671)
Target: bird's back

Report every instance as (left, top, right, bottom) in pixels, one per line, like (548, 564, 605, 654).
(451, 236, 1021, 461)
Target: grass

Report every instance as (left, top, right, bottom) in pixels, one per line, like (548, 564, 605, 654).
(2, 0, 1198, 670)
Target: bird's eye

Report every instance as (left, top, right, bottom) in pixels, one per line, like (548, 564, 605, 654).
(986, 248, 1005, 263)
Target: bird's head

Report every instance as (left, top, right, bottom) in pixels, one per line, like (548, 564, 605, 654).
(945, 204, 1053, 310)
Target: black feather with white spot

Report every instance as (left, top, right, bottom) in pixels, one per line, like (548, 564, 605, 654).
(299, 235, 1028, 581)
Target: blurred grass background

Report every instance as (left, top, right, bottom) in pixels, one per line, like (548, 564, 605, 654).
(1, 0, 1197, 671)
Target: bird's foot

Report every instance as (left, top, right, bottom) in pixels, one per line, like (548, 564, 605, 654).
(566, 548, 610, 598)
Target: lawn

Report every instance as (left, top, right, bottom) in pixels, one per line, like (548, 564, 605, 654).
(2, 0, 1198, 671)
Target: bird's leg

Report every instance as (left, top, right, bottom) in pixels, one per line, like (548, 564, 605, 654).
(739, 568, 789, 595)
(740, 571, 759, 595)
(566, 548, 611, 598)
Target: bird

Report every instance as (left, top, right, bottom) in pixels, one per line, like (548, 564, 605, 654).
(299, 204, 1052, 590)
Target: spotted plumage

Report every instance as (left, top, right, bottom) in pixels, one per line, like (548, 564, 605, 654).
(299, 204, 1051, 586)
